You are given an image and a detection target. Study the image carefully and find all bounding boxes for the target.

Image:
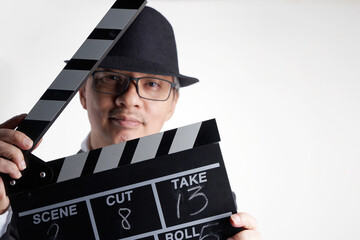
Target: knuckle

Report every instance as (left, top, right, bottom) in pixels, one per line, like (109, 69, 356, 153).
(0, 128, 16, 144)
(8, 129, 17, 141)
(13, 131, 28, 148)
(0, 157, 11, 172)
(0, 141, 8, 157)
(0, 157, 20, 178)
(0, 128, 29, 149)
(0, 141, 23, 164)
(12, 150, 24, 165)
(0, 129, 6, 140)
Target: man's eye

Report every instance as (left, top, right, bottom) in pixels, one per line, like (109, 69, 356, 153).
(147, 81, 159, 87)
(106, 75, 120, 81)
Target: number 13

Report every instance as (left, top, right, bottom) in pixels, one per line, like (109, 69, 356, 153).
(177, 185, 209, 219)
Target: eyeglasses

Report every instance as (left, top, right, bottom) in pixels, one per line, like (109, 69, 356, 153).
(92, 71, 178, 101)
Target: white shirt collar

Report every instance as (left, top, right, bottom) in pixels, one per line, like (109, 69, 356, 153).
(80, 133, 91, 152)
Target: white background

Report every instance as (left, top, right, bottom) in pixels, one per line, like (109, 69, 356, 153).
(1, 0, 360, 239)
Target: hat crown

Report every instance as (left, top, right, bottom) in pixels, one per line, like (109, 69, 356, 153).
(107, 7, 178, 72)
(100, 7, 198, 87)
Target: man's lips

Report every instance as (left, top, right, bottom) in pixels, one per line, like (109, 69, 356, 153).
(110, 115, 142, 128)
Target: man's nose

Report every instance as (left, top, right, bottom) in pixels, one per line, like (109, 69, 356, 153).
(115, 81, 140, 107)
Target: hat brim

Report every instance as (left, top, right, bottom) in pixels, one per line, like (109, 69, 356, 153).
(99, 56, 199, 87)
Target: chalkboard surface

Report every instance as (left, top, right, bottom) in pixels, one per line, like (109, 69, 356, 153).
(10, 143, 240, 239)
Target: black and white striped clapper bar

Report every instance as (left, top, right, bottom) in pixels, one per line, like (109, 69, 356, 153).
(4, 1, 241, 239)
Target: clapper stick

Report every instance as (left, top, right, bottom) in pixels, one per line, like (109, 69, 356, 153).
(3, 0, 147, 194)
(16, 0, 147, 153)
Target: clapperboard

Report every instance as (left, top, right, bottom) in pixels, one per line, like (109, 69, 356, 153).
(3, 1, 241, 239)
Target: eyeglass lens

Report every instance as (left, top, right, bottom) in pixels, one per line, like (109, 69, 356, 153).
(93, 72, 173, 101)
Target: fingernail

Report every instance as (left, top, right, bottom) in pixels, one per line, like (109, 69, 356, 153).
(227, 238, 235, 240)
(231, 214, 241, 224)
(23, 137, 33, 149)
(20, 161, 26, 170)
(16, 171, 22, 179)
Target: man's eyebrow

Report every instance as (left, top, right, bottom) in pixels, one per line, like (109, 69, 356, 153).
(95, 69, 173, 80)
(97, 68, 112, 72)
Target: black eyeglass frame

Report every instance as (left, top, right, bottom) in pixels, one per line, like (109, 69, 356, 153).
(92, 71, 178, 101)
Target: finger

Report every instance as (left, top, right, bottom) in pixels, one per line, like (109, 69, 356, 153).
(32, 137, 43, 151)
(228, 229, 262, 240)
(0, 141, 27, 171)
(0, 156, 22, 179)
(0, 128, 33, 150)
(0, 114, 27, 129)
(230, 212, 258, 230)
(0, 177, 10, 214)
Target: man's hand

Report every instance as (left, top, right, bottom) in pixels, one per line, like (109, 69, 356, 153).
(228, 212, 261, 240)
(0, 114, 33, 213)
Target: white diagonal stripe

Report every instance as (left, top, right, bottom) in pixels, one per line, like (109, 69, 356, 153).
(73, 39, 113, 60)
(131, 132, 164, 163)
(169, 122, 202, 154)
(97, 9, 137, 29)
(57, 152, 89, 182)
(94, 142, 126, 173)
(49, 70, 90, 91)
(26, 100, 66, 121)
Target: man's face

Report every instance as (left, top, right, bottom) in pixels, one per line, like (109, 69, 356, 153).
(79, 68, 179, 150)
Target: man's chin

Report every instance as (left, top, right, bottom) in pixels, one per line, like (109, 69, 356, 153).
(112, 131, 141, 144)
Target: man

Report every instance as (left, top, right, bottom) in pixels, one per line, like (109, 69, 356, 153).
(0, 7, 260, 240)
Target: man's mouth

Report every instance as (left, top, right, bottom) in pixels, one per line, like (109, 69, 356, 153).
(110, 115, 142, 128)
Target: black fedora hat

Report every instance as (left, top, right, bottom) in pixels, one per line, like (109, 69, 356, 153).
(99, 6, 199, 87)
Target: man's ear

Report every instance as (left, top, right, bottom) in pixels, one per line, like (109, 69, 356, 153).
(79, 83, 87, 110)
